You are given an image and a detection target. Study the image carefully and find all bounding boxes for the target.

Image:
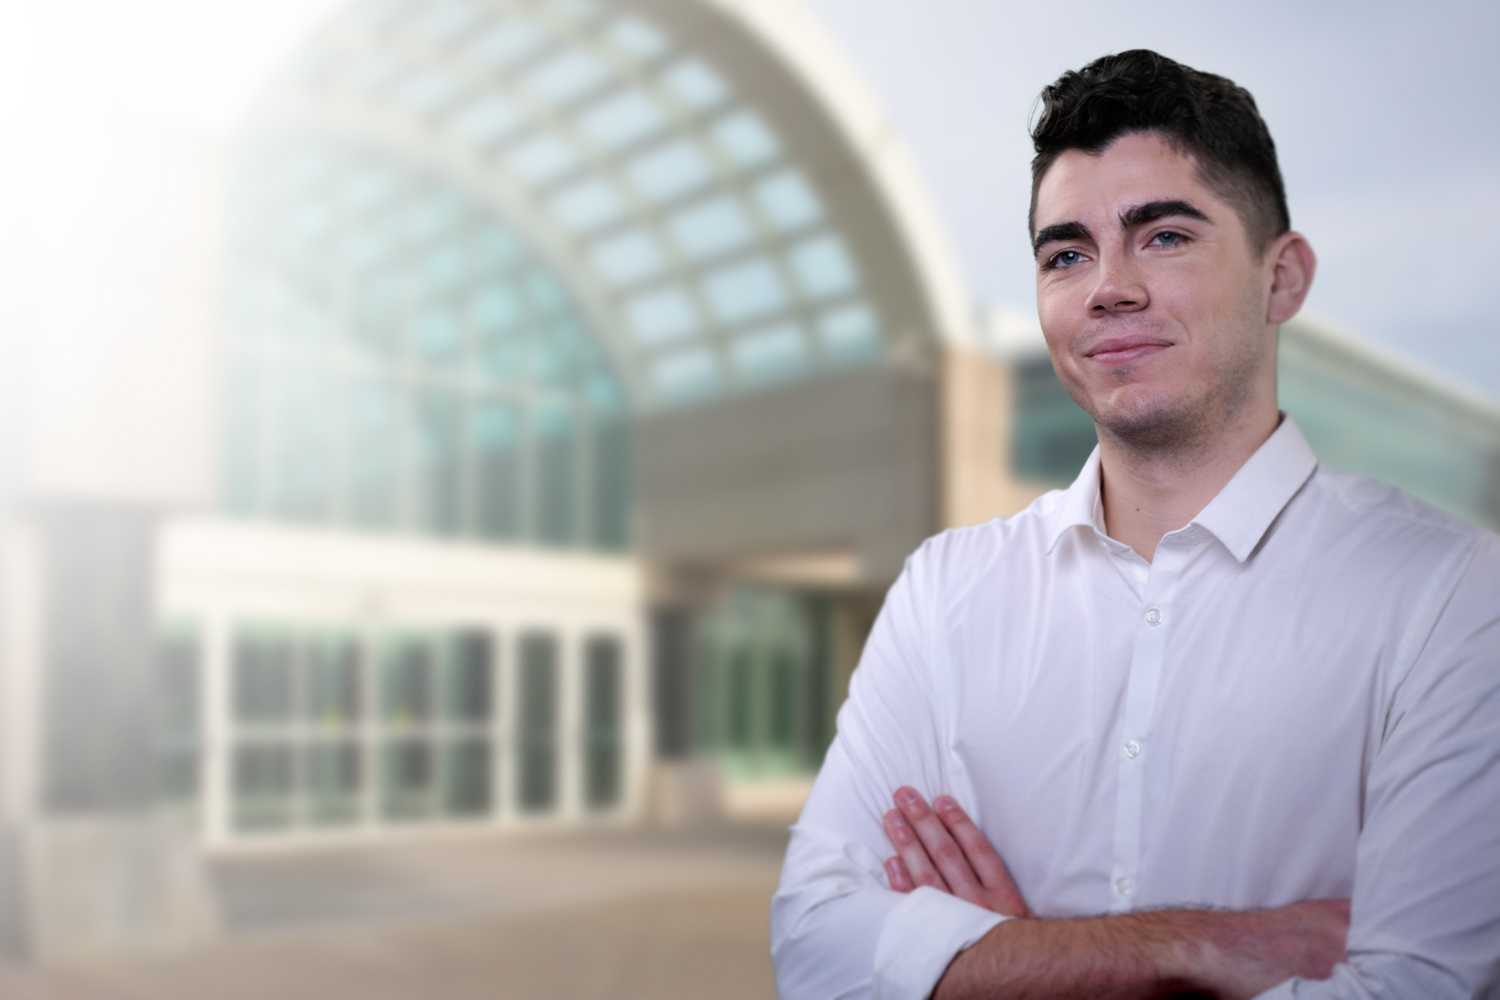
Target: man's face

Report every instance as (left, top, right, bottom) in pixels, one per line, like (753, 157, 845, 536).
(1031, 131, 1275, 448)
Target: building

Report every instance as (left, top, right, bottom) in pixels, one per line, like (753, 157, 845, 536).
(2, 0, 1497, 962)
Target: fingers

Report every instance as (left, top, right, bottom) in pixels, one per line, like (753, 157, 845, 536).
(884, 855, 914, 892)
(883, 806, 950, 893)
(892, 786, 983, 901)
(930, 795, 1030, 917)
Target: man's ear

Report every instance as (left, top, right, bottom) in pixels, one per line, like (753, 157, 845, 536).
(1265, 231, 1317, 325)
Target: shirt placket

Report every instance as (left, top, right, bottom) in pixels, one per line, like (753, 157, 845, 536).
(1108, 545, 1177, 913)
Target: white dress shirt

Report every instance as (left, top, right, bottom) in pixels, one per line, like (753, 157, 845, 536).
(771, 416, 1500, 999)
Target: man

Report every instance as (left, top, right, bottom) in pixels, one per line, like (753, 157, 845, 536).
(770, 49, 1500, 999)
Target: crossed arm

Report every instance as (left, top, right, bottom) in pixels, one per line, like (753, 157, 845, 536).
(879, 785, 1349, 999)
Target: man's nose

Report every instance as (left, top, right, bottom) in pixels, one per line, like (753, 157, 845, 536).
(1084, 253, 1149, 314)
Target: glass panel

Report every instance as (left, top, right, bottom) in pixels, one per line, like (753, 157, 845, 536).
(585, 635, 623, 810)
(627, 140, 712, 202)
(443, 630, 494, 722)
(474, 401, 521, 540)
(592, 417, 631, 550)
(413, 304, 464, 364)
(271, 367, 338, 523)
(412, 389, 463, 537)
(408, 1, 486, 44)
(232, 628, 296, 725)
(523, 49, 610, 104)
(727, 647, 753, 750)
(352, 274, 404, 356)
(448, 91, 525, 145)
(420, 245, 470, 300)
(350, 379, 400, 529)
(548, 177, 627, 231)
(732, 322, 805, 382)
(468, 228, 523, 271)
(652, 348, 720, 401)
(769, 650, 798, 746)
(588, 229, 665, 286)
(818, 302, 882, 361)
(305, 741, 360, 826)
(669, 195, 753, 259)
(382, 636, 435, 725)
(525, 270, 568, 313)
(711, 110, 779, 168)
(754, 169, 822, 230)
(606, 16, 668, 59)
(305, 633, 361, 727)
(703, 257, 786, 324)
(788, 234, 858, 298)
(381, 738, 435, 821)
(222, 353, 260, 515)
(464, 19, 548, 69)
(504, 134, 578, 186)
(232, 744, 294, 832)
(536, 401, 576, 546)
(1010, 356, 1097, 483)
(403, 190, 465, 244)
(443, 737, 491, 816)
(518, 632, 559, 812)
(660, 58, 729, 110)
(469, 284, 524, 334)
(155, 627, 200, 804)
(625, 287, 698, 346)
(392, 69, 460, 115)
(576, 89, 666, 151)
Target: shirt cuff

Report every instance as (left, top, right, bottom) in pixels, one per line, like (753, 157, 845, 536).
(872, 887, 1009, 999)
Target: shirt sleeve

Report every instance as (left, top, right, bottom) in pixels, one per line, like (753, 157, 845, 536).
(1253, 534, 1500, 1000)
(770, 540, 1008, 999)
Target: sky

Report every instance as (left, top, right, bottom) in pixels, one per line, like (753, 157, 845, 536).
(4, 0, 1497, 401)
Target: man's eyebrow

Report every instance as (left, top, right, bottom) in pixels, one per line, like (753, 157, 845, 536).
(1119, 199, 1211, 229)
(1032, 221, 1091, 258)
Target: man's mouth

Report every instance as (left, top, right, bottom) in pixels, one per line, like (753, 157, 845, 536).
(1085, 337, 1172, 364)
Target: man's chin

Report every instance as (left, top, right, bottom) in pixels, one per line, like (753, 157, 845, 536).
(1093, 397, 1200, 450)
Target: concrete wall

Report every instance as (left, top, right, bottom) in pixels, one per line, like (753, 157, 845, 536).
(634, 363, 938, 586)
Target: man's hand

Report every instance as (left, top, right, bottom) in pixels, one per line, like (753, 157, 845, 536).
(881, 787, 1351, 1000)
(882, 785, 1031, 917)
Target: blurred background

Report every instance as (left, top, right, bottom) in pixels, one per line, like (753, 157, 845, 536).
(0, 1, 1496, 997)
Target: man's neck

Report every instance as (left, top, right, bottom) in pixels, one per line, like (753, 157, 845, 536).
(1097, 407, 1281, 562)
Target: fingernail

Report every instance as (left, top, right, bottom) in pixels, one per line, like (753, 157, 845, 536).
(934, 795, 958, 813)
(884, 810, 911, 842)
(896, 787, 918, 807)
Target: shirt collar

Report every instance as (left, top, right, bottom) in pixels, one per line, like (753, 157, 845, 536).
(1044, 414, 1319, 563)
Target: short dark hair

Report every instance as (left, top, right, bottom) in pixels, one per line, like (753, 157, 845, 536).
(1028, 49, 1290, 254)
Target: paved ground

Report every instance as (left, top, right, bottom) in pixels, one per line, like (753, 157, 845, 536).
(0, 821, 792, 1000)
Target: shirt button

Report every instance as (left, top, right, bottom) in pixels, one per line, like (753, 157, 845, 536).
(1115, 876, 1135, 897)
(1144, 607, 1162, 627)
(1123, 739, 1143, 759)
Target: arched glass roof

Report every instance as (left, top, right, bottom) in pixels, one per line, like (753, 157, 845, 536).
(241, 0, 942, 412)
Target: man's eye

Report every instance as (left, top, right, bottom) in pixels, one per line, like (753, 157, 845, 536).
(1044, 249, 1085, 270)
(1148, 230, 1188, 248)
